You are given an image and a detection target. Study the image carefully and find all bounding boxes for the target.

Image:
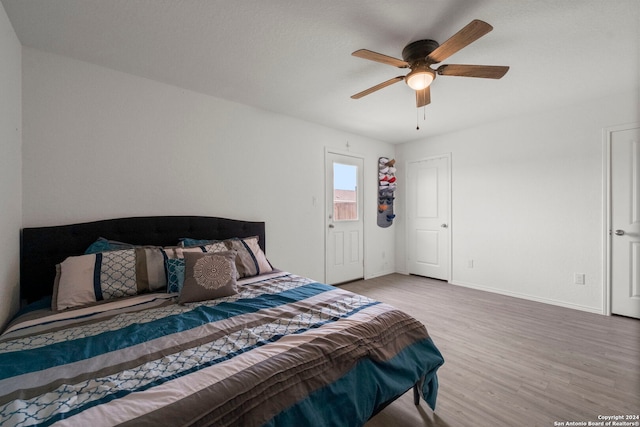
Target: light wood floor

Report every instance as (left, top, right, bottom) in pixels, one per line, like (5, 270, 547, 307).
(340, 274, 640, 427)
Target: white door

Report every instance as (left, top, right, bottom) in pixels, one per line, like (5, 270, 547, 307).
(611, 125, 640, 319)
(325, 152, 364, 284)
(407, 156, 450, 280)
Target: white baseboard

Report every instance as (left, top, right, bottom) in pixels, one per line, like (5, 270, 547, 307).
(365, 269, 396, 280)
(450, 279, 605, 315)
(369, 270, 603, 315)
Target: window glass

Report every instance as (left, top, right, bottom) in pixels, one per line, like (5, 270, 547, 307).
(333, 163, 358, 221)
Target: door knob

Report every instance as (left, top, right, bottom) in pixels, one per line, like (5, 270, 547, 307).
(614, 229, 625, 236)
(441, 224, 448, 228)
(328, 224, 335, 228)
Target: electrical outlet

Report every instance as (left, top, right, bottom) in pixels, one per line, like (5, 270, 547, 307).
(467, 259, 474, 268)
(574, 273, 585, 285)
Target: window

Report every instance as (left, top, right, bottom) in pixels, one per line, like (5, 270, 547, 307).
(333, 163, 358, 221)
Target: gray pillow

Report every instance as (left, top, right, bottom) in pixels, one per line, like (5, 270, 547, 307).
(178, 251, 238, 304)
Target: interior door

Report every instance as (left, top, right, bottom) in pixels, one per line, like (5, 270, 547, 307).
(407, 156, 450, 280)
(611, 125, 640, 319)
(325, 152, 364, 284)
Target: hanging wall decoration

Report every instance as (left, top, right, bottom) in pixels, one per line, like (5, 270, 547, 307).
(377, 157, 396, 228)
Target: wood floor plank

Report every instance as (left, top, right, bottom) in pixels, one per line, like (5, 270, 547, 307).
(340, 274, 640, 427)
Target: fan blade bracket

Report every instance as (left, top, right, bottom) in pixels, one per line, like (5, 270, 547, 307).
(352, 49, 409, 68)
(437, 64, 509, 79)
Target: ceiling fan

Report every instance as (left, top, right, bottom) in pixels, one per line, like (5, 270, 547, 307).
(351, 19, 509, 108)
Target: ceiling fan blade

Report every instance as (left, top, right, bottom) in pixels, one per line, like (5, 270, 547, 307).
(437, 64, 509, 79)
(427, 19, 493, 64)
(352, 49, 409, 68)
(416, 86, 431, 108)
(351, 76, 405, 99)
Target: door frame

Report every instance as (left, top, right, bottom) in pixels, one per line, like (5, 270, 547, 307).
(324, 147, 365, 284)
(405, 153, 453, 281)
(602, 122, 639, 316)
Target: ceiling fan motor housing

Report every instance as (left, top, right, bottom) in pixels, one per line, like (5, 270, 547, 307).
(401, 39, 440, 64)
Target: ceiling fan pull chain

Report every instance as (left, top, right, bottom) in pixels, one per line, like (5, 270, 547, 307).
(416, 106, 426, 130)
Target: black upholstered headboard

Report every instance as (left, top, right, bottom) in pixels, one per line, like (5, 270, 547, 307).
(20, 216, 266, 305)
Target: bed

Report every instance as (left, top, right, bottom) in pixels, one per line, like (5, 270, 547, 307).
(1, 216, 443, 426)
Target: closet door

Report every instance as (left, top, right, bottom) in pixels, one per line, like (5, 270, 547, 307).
(610, 125, 640, 319)
(407, 155, 450, 280)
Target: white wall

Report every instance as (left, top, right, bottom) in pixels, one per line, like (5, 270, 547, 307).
(396, 90, 639, 313)
(20, 38, 634, 319)
(0, 2, 22, 328)
(22, 48, 395, 285)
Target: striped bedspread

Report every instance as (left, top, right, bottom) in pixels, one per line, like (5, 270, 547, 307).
(0, 272, 443, 427)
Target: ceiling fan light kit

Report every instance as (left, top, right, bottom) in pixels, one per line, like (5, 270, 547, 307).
(405, 64, 435, 90)
(351, 19, 509, 110)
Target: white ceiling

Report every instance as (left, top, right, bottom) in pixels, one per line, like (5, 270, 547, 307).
(2, 0, 639, 144)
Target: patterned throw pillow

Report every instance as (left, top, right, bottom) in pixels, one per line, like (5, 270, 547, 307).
(84, 240, 184, 293)
(179, 236, 272, 278)
(179, 238, 217, 247)
(166, 258, 185, 294)
(224, 239, 259, 278)
(53, 246, 186, 311)
(237, 236, 273, 275)
(178, 251, 238, 304)
(53, 249, 140, 311)
(84, 237, 135, 254)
